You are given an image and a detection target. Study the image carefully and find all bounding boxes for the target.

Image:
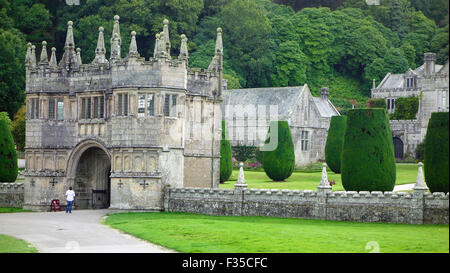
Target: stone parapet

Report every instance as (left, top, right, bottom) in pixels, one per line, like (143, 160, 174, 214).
(164, 187, 448, 224)
(0, 183, 25, 207)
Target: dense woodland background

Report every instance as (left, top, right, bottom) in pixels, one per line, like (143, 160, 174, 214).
(0, 0, 448, 120)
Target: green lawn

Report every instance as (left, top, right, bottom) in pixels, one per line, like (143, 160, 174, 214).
(0, 207, 31, 213)
(0, 235, 38, 253)
(105, 212, 449, 253)
(220, 163, 418, 191)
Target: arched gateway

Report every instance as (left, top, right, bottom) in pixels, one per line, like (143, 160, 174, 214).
(66, 140, 111, 209)
(23, 17, 222, 211)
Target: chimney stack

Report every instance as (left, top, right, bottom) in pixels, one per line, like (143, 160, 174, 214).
(424, 52, 436, 75)
(321, 87, 329, 100)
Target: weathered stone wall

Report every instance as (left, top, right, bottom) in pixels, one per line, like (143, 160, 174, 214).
(389, 120, 422, 156)
(164, 188, 449, 225)
(0, 183, 24, 207)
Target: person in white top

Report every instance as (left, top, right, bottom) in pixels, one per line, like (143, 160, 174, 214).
(65, 187, 75, 213)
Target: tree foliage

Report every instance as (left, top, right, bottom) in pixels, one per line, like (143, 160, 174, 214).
(341, 109, 396, 191)
(0, 0, 448, 120)
(325, 115, 347, 173)
(262, 121, 295, 181)
(220, 120, 233, 183)
(424, 112, 449, 193)
(0, 119, 18, 182)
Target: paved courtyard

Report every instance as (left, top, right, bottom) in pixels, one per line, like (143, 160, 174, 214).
(0, 209, 176, 253)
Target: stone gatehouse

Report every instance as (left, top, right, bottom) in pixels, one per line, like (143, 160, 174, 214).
(23, 16, 224, 211)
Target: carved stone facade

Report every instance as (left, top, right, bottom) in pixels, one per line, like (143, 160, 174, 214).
(23, 17, 224, 211)
(371, 53, 449, 158)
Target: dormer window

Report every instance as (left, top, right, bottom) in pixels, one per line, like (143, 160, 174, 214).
(406, 77, 415, 89)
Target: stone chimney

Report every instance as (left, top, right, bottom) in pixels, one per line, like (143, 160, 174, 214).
(320, 87, 329, 100)
(424, 52, 436, 75)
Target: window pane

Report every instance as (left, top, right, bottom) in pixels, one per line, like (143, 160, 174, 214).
(31, 99, 35, 119)
(138, 94, 146, 117)
(164, 94, 170, 116)
(35, 99, 39, 119)
(118, 94, 122, 116)
(57, 99, 64, 120)
(147, 94, 154, 116)
(171, 95, 177, 117)
(93, 97, 98, 118)
(100, 96, 104, 118)
(48, 98, 55, 120)
(87, 98, 91, 119)
(81, 98, 86, 119)
(124, 94, 128, 116)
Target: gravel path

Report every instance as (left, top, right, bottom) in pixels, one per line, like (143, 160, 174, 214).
(0, 209, 176, 253)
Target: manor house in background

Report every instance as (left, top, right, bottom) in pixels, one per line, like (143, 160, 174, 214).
(371, 53, 449, 159)
(222, 85, 339, 167)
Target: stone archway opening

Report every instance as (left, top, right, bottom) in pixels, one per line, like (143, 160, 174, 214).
(73, 147, 111, 209)
(393, 137, 404, 160)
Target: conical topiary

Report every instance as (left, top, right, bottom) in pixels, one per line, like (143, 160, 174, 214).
(341, 109, 396, 191)
(325, 115, 347, 173)
(424, 112, 449, 193)
(220, 120, 233, 183)
(0, 119, 18, 182)
(262, 121, 295, 181)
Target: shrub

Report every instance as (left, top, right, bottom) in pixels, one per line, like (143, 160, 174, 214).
(220, 120, 233, 183)
(366, 98, 386, 109)
(262, 121, 295, 181)
(325, 115, 347, 173)
(0, 119, 18, 182)
(390, 96, 419, 120)
(11, 105, 26, 152)
(232, 145, 257, 162)
(341, 109, 396, 191)
(415, 141, 425, 162)
(424, 112, 449, 193)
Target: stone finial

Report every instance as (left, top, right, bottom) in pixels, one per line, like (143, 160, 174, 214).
(49, 47, 57, 67)
(215, 27, 223, 55)
(162, 19, 171, 56)
(30, 45, 37, 67)
(93, 26, 108, 64)
(414, 162, 428, 191)
(110, 33, 121, 60)
(59, 20, 79, 69)
(317, 163, 331, 190)
(25, 43, 32, 67)
(76, 47, 82, 65)
(208, 27, 223, 71)
(372, 79, 376, 89)
(128, 30, 139, 58)
(153, 33, 161, 58)
(111, 15, 121, 59)
(179, 34, 188, 61)
(235, 162, 248, 190)
(65, 21, 75, 49)
(39, 41, 48, 64)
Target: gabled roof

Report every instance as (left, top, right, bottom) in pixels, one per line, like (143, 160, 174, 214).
(312, 97, 339, 118)
(222, 85, 306, 118)
(222, 84, 339, 119)
(377, 73, 404, 89)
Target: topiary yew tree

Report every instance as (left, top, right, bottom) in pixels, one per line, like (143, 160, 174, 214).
(424, 112, 449, 193)
(220, 120, 233, 183)
(262, 121, 295, 181)
(325, 115, 347, 173)
(0, 119, 18, 182)
(341, 109, 396, 191)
